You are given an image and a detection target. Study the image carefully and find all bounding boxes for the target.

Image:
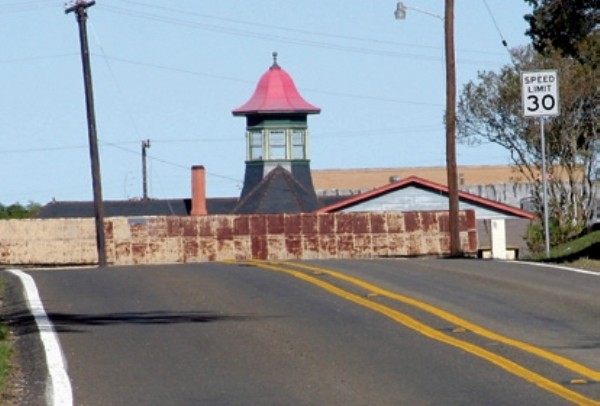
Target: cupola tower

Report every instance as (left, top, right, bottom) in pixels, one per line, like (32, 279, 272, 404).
(232, 53, 321, 213)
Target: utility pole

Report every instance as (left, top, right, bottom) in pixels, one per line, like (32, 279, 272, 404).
(142, 139, 151, 200)
(66, 0, 107, 267)
(395, 1, 461, 256)
(444, 0, 461, 256)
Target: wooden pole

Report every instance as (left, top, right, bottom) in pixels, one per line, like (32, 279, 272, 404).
(66, 1, 107, 267)
(444, 0, 461, 256)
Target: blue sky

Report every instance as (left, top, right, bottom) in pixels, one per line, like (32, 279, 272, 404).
(1, 0, 533, 204)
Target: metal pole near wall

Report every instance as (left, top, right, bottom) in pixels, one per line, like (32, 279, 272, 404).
(66, 0, 107, 267)
(540, 117, 551, 257)
(142, 139, 151, 200)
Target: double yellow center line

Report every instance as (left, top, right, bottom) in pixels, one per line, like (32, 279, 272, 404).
(239, 260, 599, 406)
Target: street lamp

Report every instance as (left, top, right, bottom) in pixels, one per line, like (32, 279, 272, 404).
(394, 2, 444, 21)
(395, 0, 461, 256)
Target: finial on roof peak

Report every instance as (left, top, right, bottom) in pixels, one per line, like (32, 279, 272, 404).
(271, 51, 280, 69)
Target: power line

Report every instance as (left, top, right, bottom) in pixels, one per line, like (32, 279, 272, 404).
(0, 1, 54, 14)
(0, 53, 79, 64)
(96, 4, 506, 66)
(0, 144, 88, 154)
(97, 139, 242, 184)
(111, 0, 507, 58)
(88, 20, 143, 144)
(482, 0, 515, 63)
(94, 54, 444, 108)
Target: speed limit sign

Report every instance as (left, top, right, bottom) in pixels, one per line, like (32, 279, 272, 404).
(521, 70, 559, 117)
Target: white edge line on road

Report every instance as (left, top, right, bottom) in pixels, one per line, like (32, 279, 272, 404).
(513, 261, 600, 276)
(7, 269, 73, 406)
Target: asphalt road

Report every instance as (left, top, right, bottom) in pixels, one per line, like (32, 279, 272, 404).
(3, 259, 599, 405)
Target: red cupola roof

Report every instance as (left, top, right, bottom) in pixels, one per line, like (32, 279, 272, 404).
(232, 53, 320, 116)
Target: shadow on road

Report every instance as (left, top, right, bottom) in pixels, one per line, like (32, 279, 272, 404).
(2, 308, 263, 335)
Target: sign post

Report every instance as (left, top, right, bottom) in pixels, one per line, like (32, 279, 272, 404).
(521, 70, 559, 257)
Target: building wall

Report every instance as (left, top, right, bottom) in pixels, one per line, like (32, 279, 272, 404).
(330, 187, 533, 258)
(339, 185, 522, 219)
(0, 211, 477, 266)
(460, 183, 535, 208)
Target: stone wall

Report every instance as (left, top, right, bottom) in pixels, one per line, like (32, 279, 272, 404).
(0, 211, 477, 266)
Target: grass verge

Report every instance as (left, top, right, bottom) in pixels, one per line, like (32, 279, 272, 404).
(0, 280, 11, 394)
(529, 230, 600, 271)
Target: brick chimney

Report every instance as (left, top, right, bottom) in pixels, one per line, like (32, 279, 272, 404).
(191, 165, 207, 215)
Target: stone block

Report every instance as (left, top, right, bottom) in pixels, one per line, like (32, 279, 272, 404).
(216, 216, 234, 239)
(353, 213, 371, 234)
(353, 234, 372, 256)
(112, 218, 132, 240)
(216, 238, 235, 261)
(336, 234, 354, 255)
(420, 212, 437, 232)
(148, 217, 168, 238)
(267, 214, 285, 234)
(233, 216, 251, 236)
(463, 209, 477, 230)
(302, 235, 320, 258)
(285, 235, 303, 258)
(319, 234, 337, 258)
(335, 213, 354, 234)
(183, 238, 199, 262)
(301, 214, 318, 235)
(250, 215, 267, 236)
(197, 216, 214, 237)
(233, 237, 252, 260)
(181, 218, 198, 237)
(371, 234, 389, 257)
(386, 213, 405, 233)
(166, 217, 182, 237)
(406, 234, 423, 256)
(199, 238, 217, 261)
(318, 214, 335, 234)
(388, 234, 407, 256)
(266, 235, 286, 260)
(130, 222, 148, 242)
(370, 213, 387, 234)
(404, 212, 420, 233)
(284, 214, 302, 235)
(251, 235, 268, 260)
(131, 243, 148, 264)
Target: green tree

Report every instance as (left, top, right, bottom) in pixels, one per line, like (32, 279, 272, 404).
(457, 46, 598, 248)
(524, 0, 599, 62)
(0, 202, 41, 219)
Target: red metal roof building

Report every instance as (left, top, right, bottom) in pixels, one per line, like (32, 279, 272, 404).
(316, 175, 536, 220)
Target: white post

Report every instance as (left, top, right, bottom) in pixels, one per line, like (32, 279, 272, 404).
(491, 219, 507, 260)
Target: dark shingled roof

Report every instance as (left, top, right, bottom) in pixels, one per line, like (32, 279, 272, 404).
(35, 177, 344, 219)
(36, 198, 239, 219)
(36, 199, 191, 219)
(206, 198, 239, 215)
(232, 165, 321, 214)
